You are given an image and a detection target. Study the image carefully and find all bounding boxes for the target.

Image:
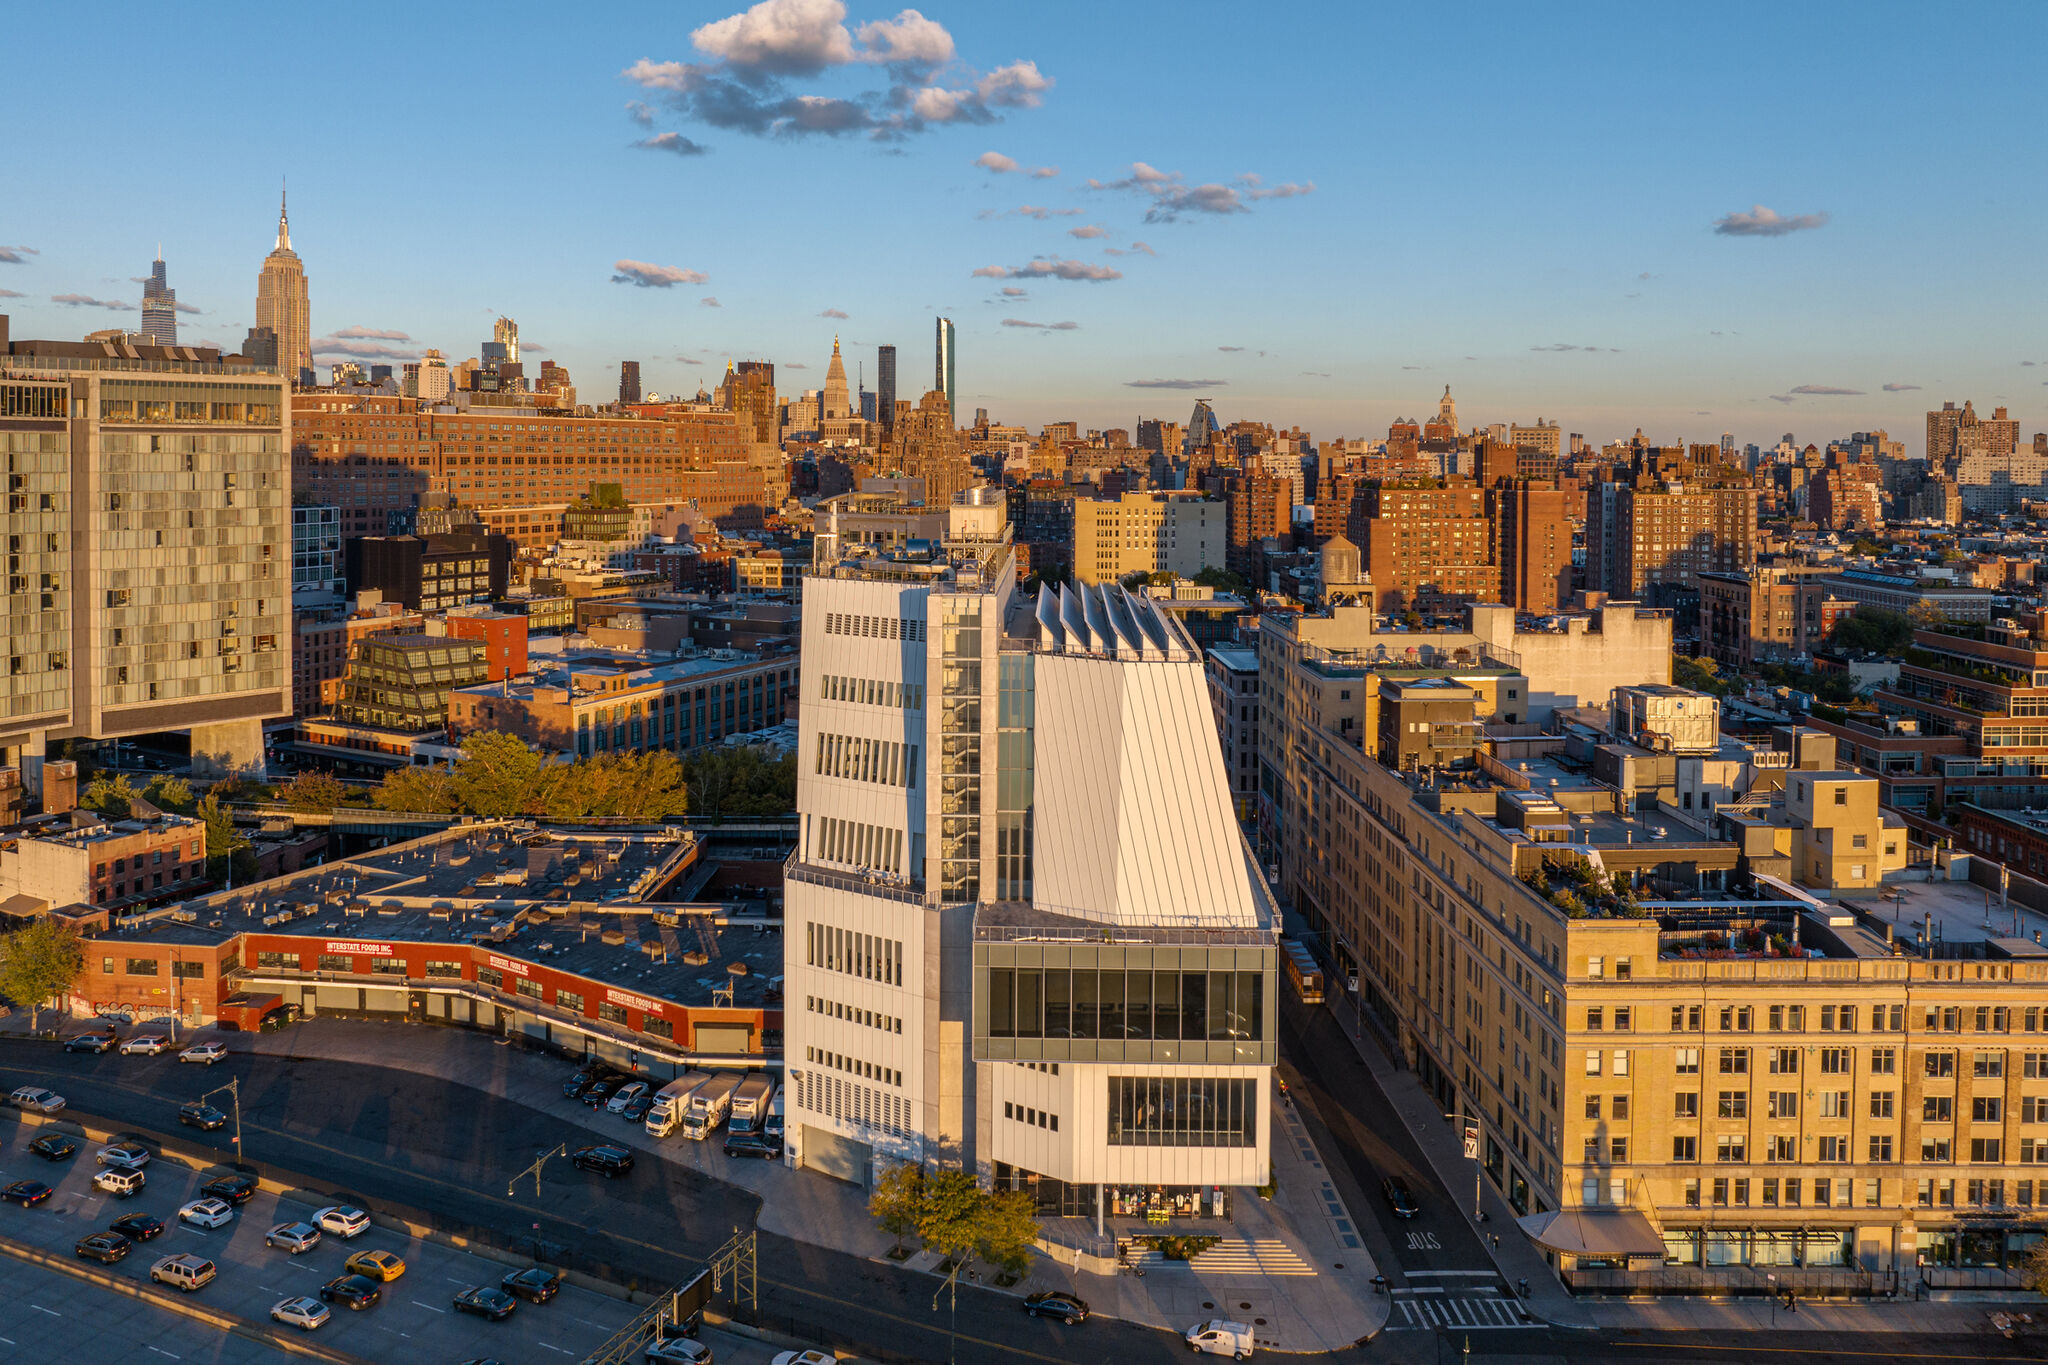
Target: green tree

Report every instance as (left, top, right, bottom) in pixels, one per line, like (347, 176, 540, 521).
(196, 792, 249, 882)
(276, 770, 348, 812)
(140, 774, 196, 815)
(0, 920, 85, 1030)
(683, 747, 796, 820)
(1672, 656, 1732, 697)
(915, 1169, 989, 1267)
(450, 732, 548, 817)
(1192, 566, 1250, 596)
(1827, 607, 1914, 656)
(2025, 1240, 2048, 1296)
(868, 1162, 925, 1257)
(375, 765, 459, 814)
(545, 750, 691, 822)
(974, 1187, 1043, 1278)
(80, 773, 139, 819)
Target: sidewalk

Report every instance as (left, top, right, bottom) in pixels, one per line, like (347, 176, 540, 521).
(196, 1016, 1386, 1352)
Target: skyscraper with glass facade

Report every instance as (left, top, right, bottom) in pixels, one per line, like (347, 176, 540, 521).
(934, 317, 956, 426)
(139, 253, 177, 346)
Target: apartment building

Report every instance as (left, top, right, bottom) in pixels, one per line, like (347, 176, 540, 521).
(445, 648, 797, 757)
(784, 487, 1277, 1227)
(0, 808, 208, 914)
(1207, 645, 1260, 822)
(1697, 569, 1832, 670)
(0, 321, 291, 789)
(1071, 490, 1225, 584)
(290, 598, 424, 718)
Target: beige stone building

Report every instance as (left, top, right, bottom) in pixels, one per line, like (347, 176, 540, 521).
(1072, 490, 1226, 584)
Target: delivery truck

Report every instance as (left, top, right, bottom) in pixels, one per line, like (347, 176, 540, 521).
(678, 1071, 742, 1141)
(727, 1075, 776, 1137)
(645, 1071, 712, 1139)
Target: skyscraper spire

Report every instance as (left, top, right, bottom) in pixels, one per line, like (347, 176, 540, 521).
(277, 181, 290, 251)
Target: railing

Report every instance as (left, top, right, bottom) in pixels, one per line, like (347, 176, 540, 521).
(973, 918, 1276, 946)
(1563, 1264, 1878, 1297)
(782, 855, 928, 906)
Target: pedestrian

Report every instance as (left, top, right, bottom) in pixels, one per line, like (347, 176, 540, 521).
(1490, 1233, 1500, 1251)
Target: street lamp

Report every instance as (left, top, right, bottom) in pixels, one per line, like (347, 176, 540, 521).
(200, 1077, 243, 1165)
(1444, 1109, 1484, 1221)
(931, 1255, 962, 1365)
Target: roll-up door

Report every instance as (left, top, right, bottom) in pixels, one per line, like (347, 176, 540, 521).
(802, 1126, 872, 1188)
(314, 986, 359, 1013)
(361, 988, 408, 1015)
(693, 1023, 751, 1055)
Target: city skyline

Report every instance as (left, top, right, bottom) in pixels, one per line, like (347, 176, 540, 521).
(2, 2, 2045, 451)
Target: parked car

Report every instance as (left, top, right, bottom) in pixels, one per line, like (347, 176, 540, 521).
(501, 1265, 563, 1303)
(721, 1131, 782, 1161)
(201, 1173, 258, 1205)
(93, 1168, 146, 1199)
(75, 1232, 131, 1264)
(606, 1081, 651, 1115)
(149, 1254, 217, 1292)
(120, 1034, 171, 1056)
(319, 1274, 382, 1311)
(64, 1031, 116, 1054)
(620, 1090, 656, 1122)
(178, 1198, 235, 1229)
(315, 1205, 371, 1239)
(1380, 1176, 1420, 1220)
(346, 1249, 407, 1282)
(271, 1296, 331, 1331)
(1184, 1320, 1255, 1358)
(570, 1145, 634, 1178)
(178, 1102, 228, 1130)
(453, 1286, 518, 1321)
(111, 1213, 165, 1241)
(10, 1086, 66, 1114)
(179, 1041, 229, 1065)
(28, 1133, 78, 1162)
(646, 1337, 714, 1364)
(769, 1352, 835, 1365)
(1024, 1290, 1090, 1324)
(96, 1141, 152, 1170)
(562, 1065, 613, 1100)
(266, 1222, 322, 1254)
(580, 1078, 621, 1109)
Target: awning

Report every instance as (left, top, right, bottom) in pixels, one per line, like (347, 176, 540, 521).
(1518, 1208, 1666, 1258)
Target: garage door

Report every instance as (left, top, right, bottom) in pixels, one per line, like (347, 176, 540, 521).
(803, 1126, 872, 1189)
(361, 988, 408, 1016)
(693, 1023, 750, 1055)
(314, 986, 359, 1014)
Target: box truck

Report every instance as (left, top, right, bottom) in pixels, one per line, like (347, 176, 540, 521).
(727, 1075, 776, 1137)
(678, 1071, 742, 1141)
(645, 1071, 712, 1138)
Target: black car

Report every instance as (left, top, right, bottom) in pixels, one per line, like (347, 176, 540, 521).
(570, 1144, 634, 1178)
(202, 1173, 258, 1205)
(29, 1133, 78, 1162)
(319, 1274, 382, 1310)
(453, 1286, 518, 1321)
(501, 1265, 563, 1304)
(64, 1032, 116, 1054)
(722, 1132, 782, 1161)
(178, 1102, 228, 1131)
(75, 1232, 131, 1264)
(2, 1180, 53, 1207)
(619, 1091, 656, 1122)
(111, 1212, 165, 1241)
(561, 1066, 611, 1100)
(1381, 1176, 1421, 1219)
(1024, 1290, 1090, 1324)
(580, 1078, 621, 1109)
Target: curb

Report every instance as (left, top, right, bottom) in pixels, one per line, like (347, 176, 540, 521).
(0, 1228, 378, 1365)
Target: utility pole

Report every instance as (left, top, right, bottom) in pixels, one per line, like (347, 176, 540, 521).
(931, 1254, 962, 1365)
(509, 1144, 565, 1198)
(200, 1078, 242, 1164)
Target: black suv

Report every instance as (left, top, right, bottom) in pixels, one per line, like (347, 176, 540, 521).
(501, 1265, 563, 1304)
(570, 1145, 634, 1178)
(1023, 1291, 1090, 1324)
(64, 1032, 116, 1054)
(76, 1232, 131, 1264)
(179, 1102, 228, 1131)
(1381, 1176, 1421, 1219)
(202, 1173, 258, 1205)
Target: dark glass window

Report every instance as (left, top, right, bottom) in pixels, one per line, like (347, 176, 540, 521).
(1107, 1076, 1258, 1147)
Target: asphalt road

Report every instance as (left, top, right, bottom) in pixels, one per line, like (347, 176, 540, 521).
(0, 1034, 2012, 1365)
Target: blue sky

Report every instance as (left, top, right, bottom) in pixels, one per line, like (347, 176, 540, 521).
(2, 1, 2043, 453)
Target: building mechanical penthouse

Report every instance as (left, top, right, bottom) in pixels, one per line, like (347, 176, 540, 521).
(784, 484, 1278, 1227)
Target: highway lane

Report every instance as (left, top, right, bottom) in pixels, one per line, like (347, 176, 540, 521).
(0, 1039, 1198, 1365)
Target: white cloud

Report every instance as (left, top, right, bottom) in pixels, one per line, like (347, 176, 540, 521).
(0, 245, 38, 265)
(1714, 205, 1830, 237)
(1087, 163, 1314, 222)
(976, 151, 1019, 173)
(972, 257, 1121, 282)
(328, 325, 413, 341)
(691, 0, 856, 73)
(611, 259, 709, 287)
(1001, 318, 1077, 330)
(636, 132, 711, 156)
(51, 293, 129, 309)
(701, 296, 722, 307)
(627, 100, 656, 127)
(855, 9, 954, 65)
(820, 308, 848, 318)
(1882, 382, 1921, 392)
(1068, 225, 1108, 239)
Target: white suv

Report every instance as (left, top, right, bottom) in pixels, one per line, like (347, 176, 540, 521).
(120, 1034, 171, 1056)
(314, 1205, 370, 1239)
(179, 1041, 229, 1065)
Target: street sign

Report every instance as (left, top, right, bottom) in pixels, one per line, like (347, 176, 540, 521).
(1462, 1125, 1480, 1160)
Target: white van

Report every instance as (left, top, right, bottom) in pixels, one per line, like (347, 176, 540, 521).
(1185, 1320, 1254, 1358)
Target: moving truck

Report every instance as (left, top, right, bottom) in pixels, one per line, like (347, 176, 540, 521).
(678, 1071, 742, 1141)
(727, 1075, 776, 1136)
(646, 1071, 712, 1138)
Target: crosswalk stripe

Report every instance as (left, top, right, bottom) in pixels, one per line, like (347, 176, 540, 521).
(1389, 1297, 1536, 1330)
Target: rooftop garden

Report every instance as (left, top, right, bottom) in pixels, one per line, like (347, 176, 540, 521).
(1519, 854, 1649, 920)
(1660, 925, 1813, 960)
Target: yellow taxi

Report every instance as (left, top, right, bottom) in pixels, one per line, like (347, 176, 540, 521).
(344, 1249, 407, 1282)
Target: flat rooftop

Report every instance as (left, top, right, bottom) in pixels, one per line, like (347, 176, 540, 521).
(1838, 878, 2048, 951)
(99, 826, 783, 1008)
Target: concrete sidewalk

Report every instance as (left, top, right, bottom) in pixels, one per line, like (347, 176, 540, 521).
(196, 1017, 1387, 1352)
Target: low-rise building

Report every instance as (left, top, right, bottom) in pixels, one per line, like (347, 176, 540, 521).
(446, 647, 797, 757)
(0, 809, 208, 915)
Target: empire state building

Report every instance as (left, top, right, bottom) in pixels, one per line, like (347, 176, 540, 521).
(255, 189, 310, 379)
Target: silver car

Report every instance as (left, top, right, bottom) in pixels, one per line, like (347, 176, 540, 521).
(266, 1222, 322, 1254)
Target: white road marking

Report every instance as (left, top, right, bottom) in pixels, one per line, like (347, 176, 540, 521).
(445, 1276, 469, 1284)
(412, 1300, 446, 1313)
(538, 1345, 574, 1355)
(30, 1305, 60, 1316)
(147, 1348, 182, 1360)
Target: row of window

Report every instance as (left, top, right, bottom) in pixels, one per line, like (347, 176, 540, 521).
(804, 921, 905, 987)
(985, 967, 1265, 1043)
(1665, 1045, 1907, 1076)
(819, 673, 924, 711)
(823, 612, 924, 642)
(815, 732, 919, 789)
(102, 957, 206, 979)
(1106, 1076, 1258, 1148)
(1003, 1101, 1059, 1131)
(806, 995, 903, 1034)
(247, 951, 674, 1039)
(806, 815, 911, 877)
(804, 1044, 901, 1088)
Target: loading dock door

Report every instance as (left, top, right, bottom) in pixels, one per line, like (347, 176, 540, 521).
(802, 1126, 872, 1188)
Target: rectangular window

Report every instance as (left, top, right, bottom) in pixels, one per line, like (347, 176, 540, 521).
(476, 967, 503, 989)
(124, 958, 160, 976)
(1869, 1135, 1894, 1162)
(1106, 1076, 1257, 1147)
(1672, 1135, 1697, 1162)
(1718, 1091, 1748, 1119)
(644, 1017, 673, 1039)
(598, 1002, 628, 1024)
(424, 961, 463, 978)
(318, 954, 352, 972)
(556, 989, 585, 1014)
(256, 951, 302, 971)
(1674, 1092, 1700, 1118)
(514, 977, 542, 1000)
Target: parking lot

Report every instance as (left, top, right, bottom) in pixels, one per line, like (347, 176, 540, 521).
(0, 1119, 645, 1364)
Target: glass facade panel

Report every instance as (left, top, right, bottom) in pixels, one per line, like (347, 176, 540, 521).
(1107, 1076, 1258, 1147)
(987, 967, 1263, 1042)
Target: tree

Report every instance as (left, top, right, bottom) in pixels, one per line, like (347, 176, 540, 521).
(683, 747, 796, 820)
(277, 770, 348, 812)
(544, 750, 691, 822)
(915, 1169, 989, 1267)
(0, 920, 85, 1030)
(974, 1187, 1043, 1278)
(1827, 607, 1913, 657)
(1672, 656, 1732, 697)
(2024, 1240, 2048, 1296)
(196, 793, 249, 882)
(375, 765, 459, 814)
(140, 774, 195, 815)
(450, 732, 548, 817)
(79, 773, 139, 819)
(1192, 566, 1250, 597)
(869, 1163, 925, 1257)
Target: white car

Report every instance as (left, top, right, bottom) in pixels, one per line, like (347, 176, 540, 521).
(178, 1198, 235, 1229)
(646, 1338, 713, 1364)
(607, 1081, 650, 1114)
(179, 1041, 229, 1065)
(769, 1353, 835, 1365)
(96, 1141, 152, 1170)
(93, 1167, 146, 1198)
(266, 1222, 322, 1254)
(271, 1296, 331, 1331)
(9, 1086, 65, 1114)
(121, 1034, 171, 1056)
(314, 1205, 370, 1239)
